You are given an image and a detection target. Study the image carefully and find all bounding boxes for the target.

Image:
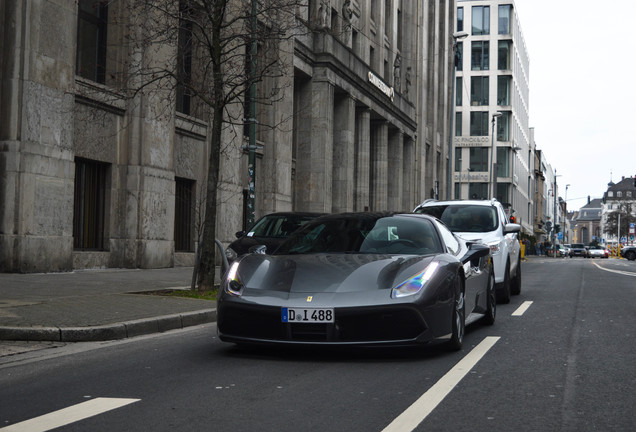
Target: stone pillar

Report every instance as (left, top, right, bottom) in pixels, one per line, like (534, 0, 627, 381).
(354, 108, 371, 211)
(332, 94, 355, 213)
(387, 129, 404, 211)
(295, 69, 334, 213)
(371, 121, 388, 211)
(402, 137, 415, 210)
(0, 0, 76, 272)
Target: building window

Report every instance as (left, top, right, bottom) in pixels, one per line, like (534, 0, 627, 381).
(497, 147, 510, 177)
(176, 1, 193, 115)
(76, 0, 108, 83)
(174, 178, 195, 252)
(470, 111, 489, 136)
(456, 42, 464, 71)
(455, 112, 462, 136)
(471, 41, 489, 71)
(617, 191, 623, 198)
(456, 77, 463, 106)
(470, 183, 489, 200)
(457, 7, 464, 32)
(498, 41, 511, 70)
(627, 191, 632, 197)
(497, 112, 511, 141)
(471, 76, 489, 106)
(73, 158, 108, 250)
(498, 5, 512, 35)
(497, 76, 511, 105)
(455, 147, 462, 172)
(454, 183, 461, 200)
(471, 6, 490, 35)
(470, 147, 489, 172)
(497, 183, 510, 204)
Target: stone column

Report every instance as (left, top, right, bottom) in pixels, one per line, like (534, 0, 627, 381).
(371, 121, 388, 211)
(0, 0, 75, 272)
(332, 94, 355, 213)
(295, 69, 334, 213)
(387, 129, 404, 211)
(402, 137, 415, 210)
(354, 108, 371, 211)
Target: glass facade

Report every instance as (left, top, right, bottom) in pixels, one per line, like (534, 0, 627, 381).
(498, 41, 511, 70)
(470, 147, 489, 172)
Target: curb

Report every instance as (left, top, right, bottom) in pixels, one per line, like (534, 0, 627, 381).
(0, 309, 217, 342)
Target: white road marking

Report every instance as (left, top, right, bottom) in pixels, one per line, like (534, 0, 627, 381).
(0, 397, 140, 432)
(592, 262, 636, 277)
(382, 336, 500, 432)
(512, 301, 534, 316)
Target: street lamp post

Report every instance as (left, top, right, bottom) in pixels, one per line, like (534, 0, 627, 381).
(446, 31, 468, 200)
(489, 112, 502, 199)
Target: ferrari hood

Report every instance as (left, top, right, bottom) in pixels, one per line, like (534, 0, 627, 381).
(234, 253, 438, 294)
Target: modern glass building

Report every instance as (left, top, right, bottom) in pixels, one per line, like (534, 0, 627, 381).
(452, 0, 533, 233)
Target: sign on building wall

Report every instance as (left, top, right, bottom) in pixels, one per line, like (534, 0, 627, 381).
(454, 136, 490, 147)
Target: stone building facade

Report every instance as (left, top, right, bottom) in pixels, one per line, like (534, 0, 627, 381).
(0, 0, 455, 273)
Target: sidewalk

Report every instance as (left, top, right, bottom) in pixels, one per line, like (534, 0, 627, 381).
(0, 267, 216, 342)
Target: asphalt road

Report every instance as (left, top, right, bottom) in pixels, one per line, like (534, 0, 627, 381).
(1, 257, 635, 431)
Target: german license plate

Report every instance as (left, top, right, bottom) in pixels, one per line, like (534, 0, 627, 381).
(281, 308, 334, 323)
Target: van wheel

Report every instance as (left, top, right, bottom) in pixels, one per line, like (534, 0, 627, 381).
(497, 261, 511, 304)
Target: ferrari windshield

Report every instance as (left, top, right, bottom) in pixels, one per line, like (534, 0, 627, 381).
(415, 205, 498, 233)
(248, 214, 317, 238)
(274, 214, 443, 255)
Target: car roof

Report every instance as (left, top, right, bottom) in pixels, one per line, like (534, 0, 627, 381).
(415, 199, 501, 209)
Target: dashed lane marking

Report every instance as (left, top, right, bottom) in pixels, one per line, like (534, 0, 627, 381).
(512, 301, 534, 316)
(0, 397, 140, 432)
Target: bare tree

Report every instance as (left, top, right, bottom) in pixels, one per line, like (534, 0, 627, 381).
(604, 200, 635, 239)
(120, 0, 307, 290)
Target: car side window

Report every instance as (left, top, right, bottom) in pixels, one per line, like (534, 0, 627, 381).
(434, 221, 460, 255)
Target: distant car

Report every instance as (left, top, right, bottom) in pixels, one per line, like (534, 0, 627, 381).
(587, 245, 607, 259)
(413, 199, 521, 304)
(568, 243, 588, 258)
(218, 212, 495, 350)
(621, 245, 636, 261)
(225, 212, 324, 263)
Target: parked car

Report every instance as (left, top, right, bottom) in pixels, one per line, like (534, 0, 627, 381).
(587, 245, 607, 259)
(568, 243, 588, 258)
(621, 245, 636, 261)
(548, 244, 567, 257)
(218, 212, 495, 350)
(225, 212, 324, 263)
(413, 199, 521, 304)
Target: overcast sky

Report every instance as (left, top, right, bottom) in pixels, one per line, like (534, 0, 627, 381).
(514, 0, 636, 210)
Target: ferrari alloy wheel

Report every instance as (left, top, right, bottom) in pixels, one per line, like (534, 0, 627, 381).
(484, 268, 496, 325)
(448, 277, 465, 351)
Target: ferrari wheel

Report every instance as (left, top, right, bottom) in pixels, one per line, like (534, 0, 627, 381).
(484, 267, 496, 325)
(448, 277, 465, 351)
(626, 251, 636, 261)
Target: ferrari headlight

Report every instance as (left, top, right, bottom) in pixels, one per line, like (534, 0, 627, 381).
(224, 261, 244, 296)
(392, 261, 440, 298)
